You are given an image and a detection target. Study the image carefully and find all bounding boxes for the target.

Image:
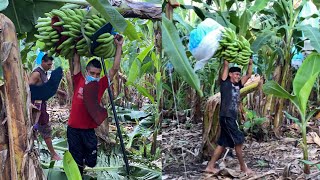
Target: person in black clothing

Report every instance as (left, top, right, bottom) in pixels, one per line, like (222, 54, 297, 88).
(205, 59, 253, 175)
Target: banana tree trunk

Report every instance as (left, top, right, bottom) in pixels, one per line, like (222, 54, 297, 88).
(190, 88, 202, 123)
(118, 0, 161, 20)
(263, 94, 273, 115)
(301, 120, 310, 174)
(112, 72, 120, 98)
(65, 71, 73, 105)
(273, 53, 292, 136)
(202, 76, 262, 158)
(58, 79, 67, 106)
(0, 85, 11, 179)
(262, 63, 281, 135)
(154, 21, 161, 54)
(0, 13, 44, 180)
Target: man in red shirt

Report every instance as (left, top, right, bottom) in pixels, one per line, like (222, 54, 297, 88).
(67, 34, 123, 174)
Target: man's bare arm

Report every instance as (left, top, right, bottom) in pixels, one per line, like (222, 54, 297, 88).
(73, 53, 81, 75)
(241, 59, 253, 86)
(109, 34, 124, 80)
(29, 72, 40, 85)
(221, 60, 229, 81)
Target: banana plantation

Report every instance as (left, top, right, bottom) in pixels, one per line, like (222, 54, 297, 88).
(0, 0, 320, 180)
(0, 0, 162, 179)
(162, 0, 320, 179)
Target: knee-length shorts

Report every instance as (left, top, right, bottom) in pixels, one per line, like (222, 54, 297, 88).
(217, 116, 245, 148)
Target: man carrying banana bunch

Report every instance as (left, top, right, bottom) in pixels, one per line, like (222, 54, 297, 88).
(205, 59, 254, 176)
(67, 34, 124, 175)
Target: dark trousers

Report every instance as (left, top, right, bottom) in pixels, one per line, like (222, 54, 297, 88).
(67, 126, 98, 174)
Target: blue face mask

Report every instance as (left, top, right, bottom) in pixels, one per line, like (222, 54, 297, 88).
(85, 75, 100, 84)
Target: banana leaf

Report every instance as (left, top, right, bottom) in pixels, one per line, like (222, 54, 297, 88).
(239, 10, 251, 37)
(137, 44, 154, 62)
(63, 151, 82, 180)
(173, 13, 194, 33)
(251, 31, 275, 53)
(263, 80, 295, 100)
(263, 53, 320, 116)
(249, 0, 269, 12)
(86, 0, 139, 40)
(162, 15, 203, 97)
(127, 59, 141, 84)
(43, 169, 68, 180)
(292, 53, 320, 115)
(297, 25, 320, 53)
(0, 0, 63, 33)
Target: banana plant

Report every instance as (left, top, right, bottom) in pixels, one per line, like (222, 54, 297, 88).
(63, 151, 82, 180)
(263, 53, 320, 174)
(248, 0, 320, 132)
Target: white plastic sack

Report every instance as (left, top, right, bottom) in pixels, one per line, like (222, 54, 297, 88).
(188, 18, 224, 71)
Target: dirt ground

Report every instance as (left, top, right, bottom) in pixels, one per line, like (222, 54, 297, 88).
(46, 99, 320, 180)
(161, 119, 320, 180)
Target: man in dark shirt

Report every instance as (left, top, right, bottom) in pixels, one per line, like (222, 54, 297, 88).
(29, 54, 66, 160)
(205, 59, 253, 175)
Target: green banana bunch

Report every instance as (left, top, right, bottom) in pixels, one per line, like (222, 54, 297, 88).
(35, 8, 116, 58)
(75, 38, 89, 56)
(214, 28, 253, 66)
(35, 8, 86, 57)
(34, 15, 58, 56)
(52, 9, 87, 57)
(83, 14, 116, 58)
(93, 33, 116, 58)
(83, 14, 107, 37)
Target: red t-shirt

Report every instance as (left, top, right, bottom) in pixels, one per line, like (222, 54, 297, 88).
(68, 72, 108, 129)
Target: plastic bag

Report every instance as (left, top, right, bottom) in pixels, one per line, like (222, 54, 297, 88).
(188, 18, 224, 71)
(35, 50, 45, 65)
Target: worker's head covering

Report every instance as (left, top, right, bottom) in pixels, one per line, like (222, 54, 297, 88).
(229, 67, 241, 73)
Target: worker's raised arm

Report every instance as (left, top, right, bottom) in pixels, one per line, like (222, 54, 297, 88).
(73, 52, 81, 75)
(241, 59, 253, 86)
(221, 60, 229, 81)
(109, 34, 124, 80)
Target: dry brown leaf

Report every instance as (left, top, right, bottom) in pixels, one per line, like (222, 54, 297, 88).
(310, 132, 320, 147)
(282, 137, 296, 143)
(219, 168, 242, 178)
(275, 145, 288, 151)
